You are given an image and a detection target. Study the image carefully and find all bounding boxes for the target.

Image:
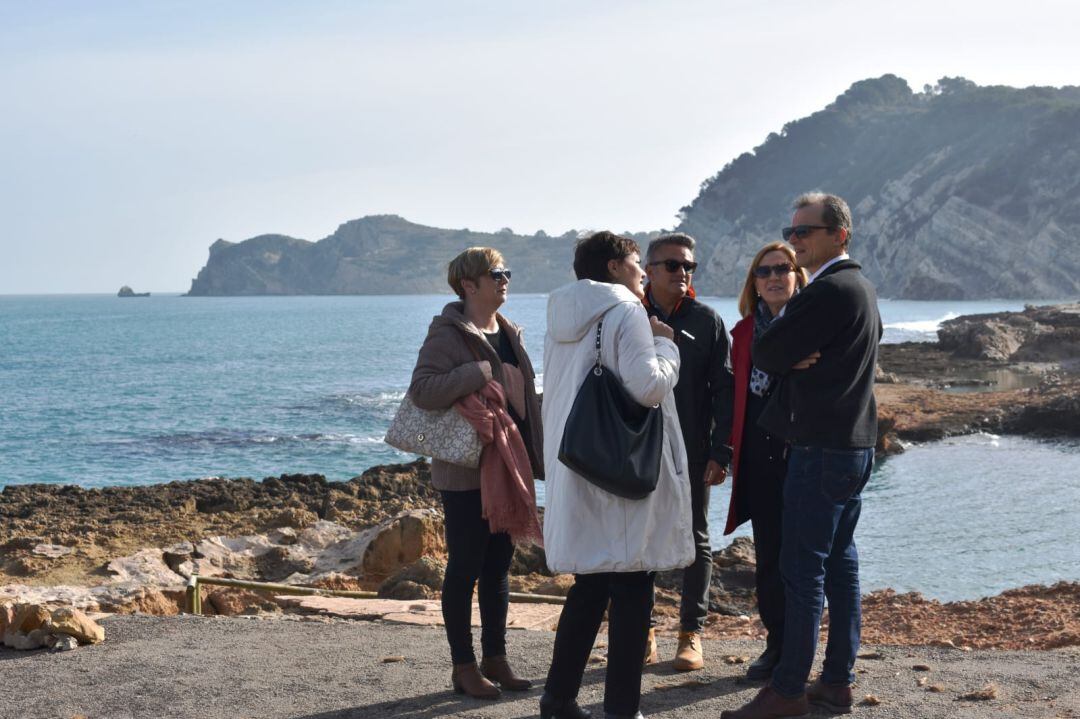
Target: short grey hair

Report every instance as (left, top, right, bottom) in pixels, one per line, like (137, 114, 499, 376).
(794, 192, 852, 249)
(646, 232, 696, 262)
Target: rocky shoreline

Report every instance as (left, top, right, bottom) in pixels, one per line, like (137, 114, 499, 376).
(3, 303, 1079, 651)
(876, 302, 1080, 453)
(2, 464, 1077, 652)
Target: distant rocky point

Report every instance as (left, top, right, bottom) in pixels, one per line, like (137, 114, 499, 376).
(187, 76, 1080, 300)
(185, 217, 610, 296)
(117, 285, 149, 297)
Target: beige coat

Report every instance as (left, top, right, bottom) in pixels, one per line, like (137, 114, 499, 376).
(408, 301, 544, 491)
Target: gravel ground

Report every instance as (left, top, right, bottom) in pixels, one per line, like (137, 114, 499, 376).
(1, 614, 1077, 719)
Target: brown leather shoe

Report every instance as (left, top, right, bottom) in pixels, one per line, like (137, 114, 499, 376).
(643, 628, 659, 666)
(451, 662, 500, 699)
(806, 678, 853, 714)
(480, 654, 532, 691)
(672, 631, 704, 671)
(719, 686, 809, 719)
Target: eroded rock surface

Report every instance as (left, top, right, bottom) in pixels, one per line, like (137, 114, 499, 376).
(0, 601, 106, 651)
(874, 303, 1080, 454)
(938, 303, 1080, 361)
(0, 461, 439, 587)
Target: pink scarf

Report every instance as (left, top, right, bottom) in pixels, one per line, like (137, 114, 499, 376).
(455, 380, 543, 546)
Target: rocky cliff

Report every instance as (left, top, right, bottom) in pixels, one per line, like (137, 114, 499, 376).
(186, 216, 613, 296)
(680, 75, 1080, 299)
(188, 77, 1080, 299)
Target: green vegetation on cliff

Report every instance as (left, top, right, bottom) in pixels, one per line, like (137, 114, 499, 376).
(680, 75, 1080, 299)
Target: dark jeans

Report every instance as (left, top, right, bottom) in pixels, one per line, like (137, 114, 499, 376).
(771, 446, 873, 698)
(545, 571, 654, 716)
(681, 462, 713, 632)
(439, 489, 514, 665)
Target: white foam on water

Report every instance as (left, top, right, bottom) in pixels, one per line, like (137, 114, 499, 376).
(346, 391, 405, 405)
(884, 312, 959, 334)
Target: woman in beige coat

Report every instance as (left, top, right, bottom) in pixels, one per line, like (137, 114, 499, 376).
(408, 247, 543, 700)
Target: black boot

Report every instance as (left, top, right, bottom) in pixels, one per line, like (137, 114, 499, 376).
(744, 642, 781, 681)
(540, 691, 592, 719)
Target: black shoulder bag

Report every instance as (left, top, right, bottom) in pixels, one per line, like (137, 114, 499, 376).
(558, 319, 664, 499)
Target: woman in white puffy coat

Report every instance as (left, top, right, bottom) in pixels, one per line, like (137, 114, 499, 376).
(539, 231, 694, 719)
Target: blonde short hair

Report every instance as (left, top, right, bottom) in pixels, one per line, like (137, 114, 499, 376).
(448, 247, 504, 300)
(737, 242, 808, 318)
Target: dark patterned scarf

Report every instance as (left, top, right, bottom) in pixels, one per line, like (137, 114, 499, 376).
(749, 299, 778, 397)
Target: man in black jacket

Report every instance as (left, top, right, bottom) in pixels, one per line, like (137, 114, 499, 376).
(642, 233, 735, 672)
(722, 194, 882, 719)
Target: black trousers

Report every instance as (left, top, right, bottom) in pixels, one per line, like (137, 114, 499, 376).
(439, 489, 514, 665)
(545, 571, 654, 716)
(743, 451, 786, 648)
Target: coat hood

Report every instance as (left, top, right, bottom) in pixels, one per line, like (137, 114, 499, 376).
(430, 300, 473, 334)
(547, 280, 640, 343)
(429, 300, 518, 340)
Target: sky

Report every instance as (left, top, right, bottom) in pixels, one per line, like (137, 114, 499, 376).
(2, 0, 1079, 293)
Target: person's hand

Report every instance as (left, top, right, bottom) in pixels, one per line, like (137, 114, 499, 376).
(650, 316, 674, 341)
(792, 351, 821, 370)
(704, 459, 727, 486)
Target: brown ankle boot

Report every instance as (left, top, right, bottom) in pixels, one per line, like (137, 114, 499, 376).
(673, 630, 704, 671)
(451, 662, 501, 699)
(480, 654, 532, 691)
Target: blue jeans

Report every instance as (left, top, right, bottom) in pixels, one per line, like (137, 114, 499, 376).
(770, 445, 873, 698)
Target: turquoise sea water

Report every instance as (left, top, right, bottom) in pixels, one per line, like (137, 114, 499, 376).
(2, 293, 1078, 599)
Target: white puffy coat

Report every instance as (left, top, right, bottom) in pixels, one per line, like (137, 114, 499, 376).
(542, 279, 694, 574)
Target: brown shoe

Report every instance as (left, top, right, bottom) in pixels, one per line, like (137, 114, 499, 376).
(719, 686, 809, 719)
(643, 628, 659, 666)
(806, 678, 853, 714)
(480, 654, 532, 691)
(672, 630, 704, 671)
(451, 662, 500, 699)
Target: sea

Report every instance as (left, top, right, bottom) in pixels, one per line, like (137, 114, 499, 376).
(2, 293, 1078, 601)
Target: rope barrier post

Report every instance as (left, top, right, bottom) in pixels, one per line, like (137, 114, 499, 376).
(185, 575, 202, 614)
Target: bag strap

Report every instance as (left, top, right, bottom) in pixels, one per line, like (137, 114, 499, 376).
(592, 320, 604, 375)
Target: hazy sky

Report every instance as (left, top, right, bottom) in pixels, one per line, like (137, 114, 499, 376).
(3, 0, 1078, 293)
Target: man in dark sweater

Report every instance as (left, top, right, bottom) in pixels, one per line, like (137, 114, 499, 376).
(722, 194, 882, 719)
(642, 233, 734, 672)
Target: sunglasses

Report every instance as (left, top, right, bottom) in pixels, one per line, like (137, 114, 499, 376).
(648, 259, 698, 274)
(781, 224, 831, 241)
(488, 268, 512, 282)
(753, 263, 794, 279)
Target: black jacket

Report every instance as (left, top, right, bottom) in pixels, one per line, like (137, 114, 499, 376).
(645, 293, 734, 467)
(752, 259, 882, 449)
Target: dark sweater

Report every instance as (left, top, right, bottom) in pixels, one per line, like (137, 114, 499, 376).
(644, 293, 735, 466)
(751, 259, 882, 449)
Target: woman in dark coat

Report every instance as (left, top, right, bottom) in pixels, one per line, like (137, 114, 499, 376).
(722, 241, 807, 681)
